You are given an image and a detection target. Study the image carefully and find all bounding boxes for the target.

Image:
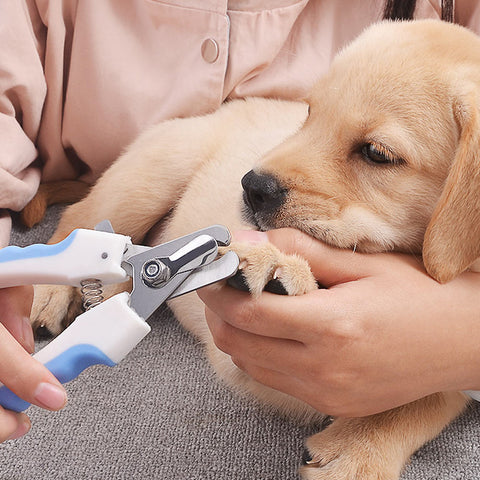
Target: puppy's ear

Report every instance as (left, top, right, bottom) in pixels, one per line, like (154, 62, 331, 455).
(423, 92, 480, 283)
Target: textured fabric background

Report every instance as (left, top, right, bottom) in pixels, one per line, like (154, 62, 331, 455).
(1, 206, 480, 479)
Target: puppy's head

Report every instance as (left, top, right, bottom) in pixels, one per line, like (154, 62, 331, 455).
(242, 20, 480, 283)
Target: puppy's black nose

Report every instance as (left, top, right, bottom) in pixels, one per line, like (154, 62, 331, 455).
(241, 170, 286, 215)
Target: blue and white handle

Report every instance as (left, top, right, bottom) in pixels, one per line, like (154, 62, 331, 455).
(0, 228, 131, 288)
(0, 293, 150, 412)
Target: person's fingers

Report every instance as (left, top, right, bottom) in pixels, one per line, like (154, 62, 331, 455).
(0, 408, 31, 442)
(204, 302, 309, 371)
(0, 286, 34, 353)
(198, 282, 330, 341)
(0, 323, 67, 411)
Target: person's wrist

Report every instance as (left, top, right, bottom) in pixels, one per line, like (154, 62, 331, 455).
(436, 272, 480, 396)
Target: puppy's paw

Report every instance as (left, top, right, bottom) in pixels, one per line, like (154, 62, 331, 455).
(300, 418, 401, 480)
(224, 242, 317, 297)
(31, 285, 83, 336)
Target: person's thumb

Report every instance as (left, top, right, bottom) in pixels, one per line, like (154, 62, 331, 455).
(0, 286, 34, 353)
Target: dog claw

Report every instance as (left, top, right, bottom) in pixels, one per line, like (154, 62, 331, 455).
(302, 449, 313, 465)
(35, 324, 53, 339)
(320, 415, 335, 430)
(301, 452, 325, 468)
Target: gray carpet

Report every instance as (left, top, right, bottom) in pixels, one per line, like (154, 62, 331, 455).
(1, 206, 480, 479)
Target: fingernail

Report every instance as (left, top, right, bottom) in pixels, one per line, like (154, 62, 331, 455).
(34, 383, 67, 410)
(233, 230, 268, 244)
(7, 417, 31, 441)
(22, 317, 35, 353)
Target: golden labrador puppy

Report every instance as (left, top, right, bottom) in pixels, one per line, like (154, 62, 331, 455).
(25, 20, 480, 480)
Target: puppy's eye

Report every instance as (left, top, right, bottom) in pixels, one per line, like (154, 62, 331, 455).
(361, 143, 400, 165)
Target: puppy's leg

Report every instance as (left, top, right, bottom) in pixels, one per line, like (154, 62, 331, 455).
(50, 115, 225, 244)
(31, 281, 132, 335)
(32, 114, 219, 335)
(301, 392, 468, 480)
(30, 285, 83, 336)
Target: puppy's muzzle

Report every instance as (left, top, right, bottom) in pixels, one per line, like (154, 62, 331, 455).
(241, 170, 287, 228)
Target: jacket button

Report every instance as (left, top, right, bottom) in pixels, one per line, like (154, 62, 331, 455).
(201, 38, 219, 63)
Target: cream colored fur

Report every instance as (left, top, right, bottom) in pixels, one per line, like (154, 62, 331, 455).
(28, 20, 480, 480)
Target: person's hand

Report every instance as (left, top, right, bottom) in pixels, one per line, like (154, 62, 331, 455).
(198, 228, 480, 417)
(0, 286, 67, 442)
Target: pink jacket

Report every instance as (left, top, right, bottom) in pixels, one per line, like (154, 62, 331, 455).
(1, 0, 480, 245)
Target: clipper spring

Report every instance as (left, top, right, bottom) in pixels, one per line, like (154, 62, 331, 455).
(80, 278, 104, 311)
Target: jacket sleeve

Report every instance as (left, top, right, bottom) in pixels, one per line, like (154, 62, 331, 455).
(0, 0, 47, 246)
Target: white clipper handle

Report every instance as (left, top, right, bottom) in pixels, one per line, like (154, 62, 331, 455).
(0, 229, 131, 287)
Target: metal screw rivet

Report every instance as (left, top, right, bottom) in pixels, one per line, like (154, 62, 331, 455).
(142, 259, 171, 287)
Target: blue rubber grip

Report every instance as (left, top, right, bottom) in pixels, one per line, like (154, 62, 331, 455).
(0, 230, 78, 264)
(0, 344, 116, 413)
